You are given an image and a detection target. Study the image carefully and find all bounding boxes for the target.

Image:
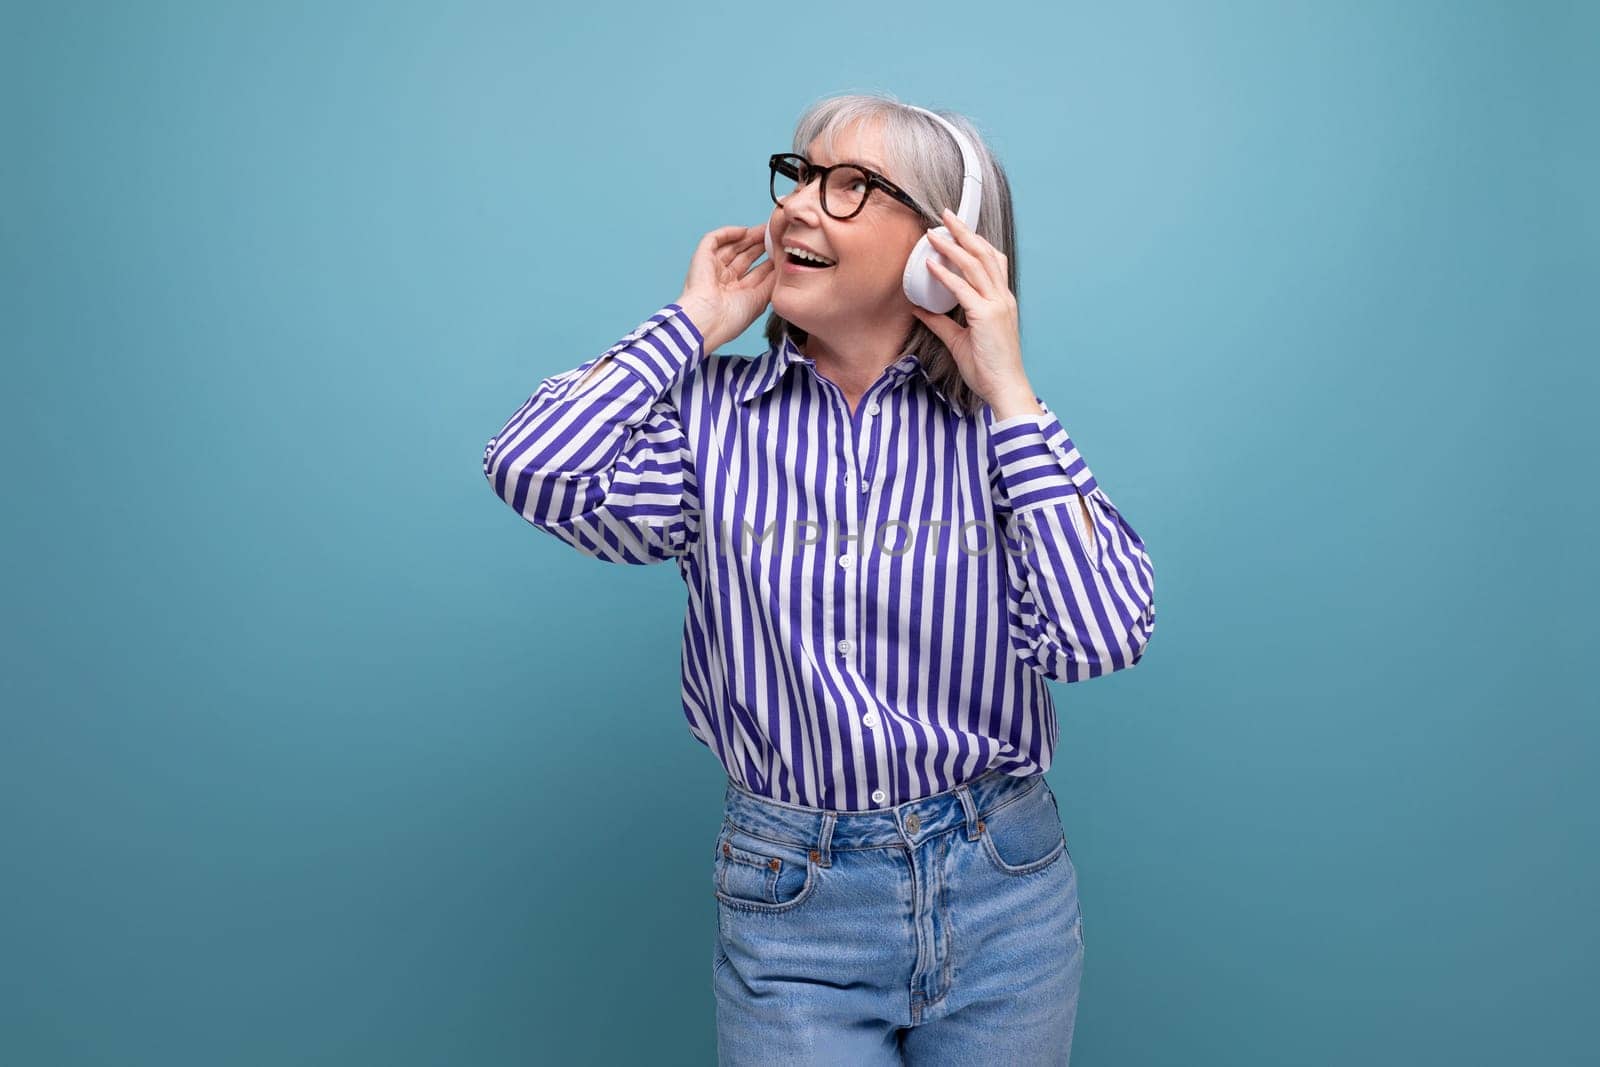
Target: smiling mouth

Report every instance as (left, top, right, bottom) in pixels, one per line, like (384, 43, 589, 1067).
(785, 253, 836, 270)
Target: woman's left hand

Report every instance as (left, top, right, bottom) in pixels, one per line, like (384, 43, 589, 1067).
(909, 208, 1036, 412)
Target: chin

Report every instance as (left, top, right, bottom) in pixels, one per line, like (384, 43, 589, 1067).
(770, 292, 808, 324)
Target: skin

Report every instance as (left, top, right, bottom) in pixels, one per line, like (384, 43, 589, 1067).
(768, 116, 1044, 424)
(667, 119, 1093, 543)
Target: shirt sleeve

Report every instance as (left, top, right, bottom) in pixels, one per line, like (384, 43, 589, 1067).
(988, 398, 1157, 681)
(482, 302, 705, 565)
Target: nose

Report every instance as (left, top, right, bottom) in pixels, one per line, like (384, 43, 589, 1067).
(777, 168, 826, 224)
(772, 187, 822, 258)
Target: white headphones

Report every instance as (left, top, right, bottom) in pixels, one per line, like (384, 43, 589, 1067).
(764, 105, 984, 314)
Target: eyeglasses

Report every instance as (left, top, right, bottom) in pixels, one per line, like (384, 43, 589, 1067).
(769, 153, 937, 224)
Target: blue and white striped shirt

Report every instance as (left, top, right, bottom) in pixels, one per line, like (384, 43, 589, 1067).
(483, 301, 1156, 811)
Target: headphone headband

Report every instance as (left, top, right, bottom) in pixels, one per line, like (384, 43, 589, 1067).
(763, 102, 989, 315)
(897, 105, 986, 314)
(904, 105, 983, 233)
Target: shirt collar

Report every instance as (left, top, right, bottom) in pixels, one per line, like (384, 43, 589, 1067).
(736, 326, 959, 414)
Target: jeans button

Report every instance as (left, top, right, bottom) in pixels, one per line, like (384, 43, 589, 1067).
(906, 813, 921, 833)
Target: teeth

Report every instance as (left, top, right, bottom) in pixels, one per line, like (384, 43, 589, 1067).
(783, 245, 836, 266)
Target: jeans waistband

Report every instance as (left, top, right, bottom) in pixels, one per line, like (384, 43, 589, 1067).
(722, 768, 1045, 858)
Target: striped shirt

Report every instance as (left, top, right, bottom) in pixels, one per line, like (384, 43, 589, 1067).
(483, 301, 1156, 811)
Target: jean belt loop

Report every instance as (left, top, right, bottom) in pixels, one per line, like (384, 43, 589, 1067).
(955, 783, 981, 840)
(813, 812, 836, 868)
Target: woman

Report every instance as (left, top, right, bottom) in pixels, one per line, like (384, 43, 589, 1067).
(482, 92, 1156, 1064)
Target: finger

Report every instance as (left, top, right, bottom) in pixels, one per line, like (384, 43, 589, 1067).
(708, 225, 755, 247)
(717, 228, 766, 258)
(735, 257, 777, 288)
(949, 227, 1005, 293)
(910, 304, 955, 343)
(933, 214, 998, 272)
(939, 209, 1004, 275)
(716, 230, 765, 264)
(927, 230, 995, 298)
(926, 256, 983, 309)
(941, 207, 981, 238)
(731, 242, 765, 274)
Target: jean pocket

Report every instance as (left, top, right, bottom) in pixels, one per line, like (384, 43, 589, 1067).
(977, 778, 1067, 876)
(713, 819, 819, 913)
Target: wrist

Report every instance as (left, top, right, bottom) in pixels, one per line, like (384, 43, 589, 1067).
(674, 294, 722, 351)
(987, 381, 1042, 421)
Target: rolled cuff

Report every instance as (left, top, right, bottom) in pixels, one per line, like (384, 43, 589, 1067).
(989, 398, 1099, 511)
(545, 302, 706, 402)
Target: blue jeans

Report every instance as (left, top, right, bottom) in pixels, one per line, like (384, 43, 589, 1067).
(711, 767, 1085, 1064)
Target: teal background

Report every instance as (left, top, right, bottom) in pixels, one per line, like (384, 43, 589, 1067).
(5, 1, 1595, 1063)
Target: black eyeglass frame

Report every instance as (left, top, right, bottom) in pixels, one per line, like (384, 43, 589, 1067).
(768, 153, 938, 226)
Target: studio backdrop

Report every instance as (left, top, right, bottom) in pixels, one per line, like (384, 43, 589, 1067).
(4, 2, 1594, 1065)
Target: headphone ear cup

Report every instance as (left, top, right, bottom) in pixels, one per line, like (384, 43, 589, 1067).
(903, 231, 960, 314)
(764, 221, 774, 264)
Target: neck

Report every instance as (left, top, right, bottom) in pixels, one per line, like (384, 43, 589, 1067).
(799, 314, 916, 398)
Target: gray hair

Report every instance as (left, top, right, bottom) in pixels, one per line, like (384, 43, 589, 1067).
(763, 91, 1019, 419)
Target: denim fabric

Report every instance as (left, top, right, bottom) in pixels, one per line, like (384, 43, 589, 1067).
(711, 767, 1085, 1064)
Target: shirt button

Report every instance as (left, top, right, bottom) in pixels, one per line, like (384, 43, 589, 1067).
(837, 638, 854, 655)
(871, 789, 886, 804)
(867, 402, 880, 415)
(862, 712, 877, 728)
(839, 554, 852, 568)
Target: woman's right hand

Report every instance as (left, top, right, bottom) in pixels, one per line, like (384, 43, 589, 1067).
(676, 224, 777, 353)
